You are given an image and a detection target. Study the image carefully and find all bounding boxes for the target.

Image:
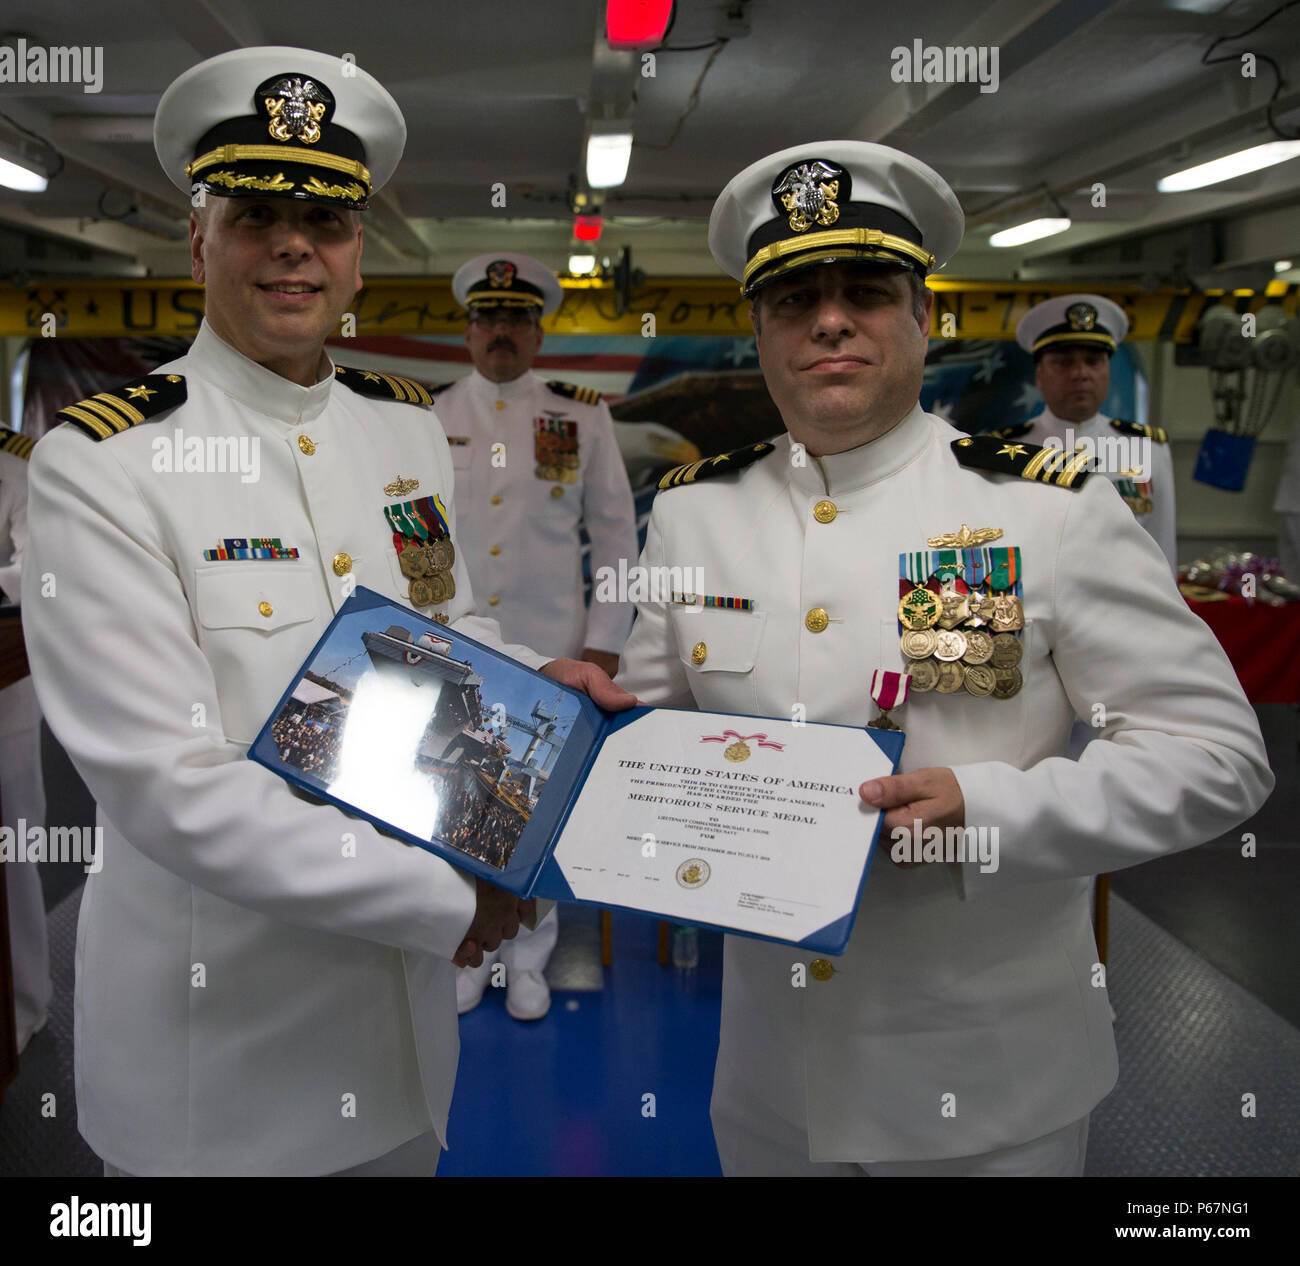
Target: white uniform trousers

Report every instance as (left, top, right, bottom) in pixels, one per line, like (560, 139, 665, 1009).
(1, 674, 51, 1049)
(712, 1076, 1089, 1177)
(497, 903, 559, 974)
(104, 1129, 442, 1177)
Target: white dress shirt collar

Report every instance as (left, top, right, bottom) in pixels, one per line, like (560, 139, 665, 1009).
(787, 402, 933, 496)
(467, 367, 536, 405)
(1037, 405, 1106, 432)
(186, 320, 335, 425)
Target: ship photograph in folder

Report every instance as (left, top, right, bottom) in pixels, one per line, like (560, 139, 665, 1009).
(250, 588, 904, 954)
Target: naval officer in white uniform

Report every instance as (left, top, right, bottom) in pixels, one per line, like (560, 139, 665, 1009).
(615, 141, 1272, 1176)
(993, 294, 1178, 572)
(20, 46, 629, 1177)
(1, 426, 52, 1056)
(438, 253, 639, 1020)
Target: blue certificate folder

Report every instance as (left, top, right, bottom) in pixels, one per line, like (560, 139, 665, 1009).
(249, 587, 904, 954)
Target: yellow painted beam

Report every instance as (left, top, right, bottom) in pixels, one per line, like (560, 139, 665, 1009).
(1, 277, 1295, 339)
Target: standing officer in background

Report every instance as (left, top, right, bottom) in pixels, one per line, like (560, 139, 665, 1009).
(1, 425, 52, 1056)
(616, 140, 1271, 1176)
(991, 294, 1178, 572)
(21, 47, 628, 1177)
(439, 252, 639, 1021)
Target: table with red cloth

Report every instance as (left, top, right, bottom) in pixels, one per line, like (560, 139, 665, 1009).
(1183, 592, 1300, 704)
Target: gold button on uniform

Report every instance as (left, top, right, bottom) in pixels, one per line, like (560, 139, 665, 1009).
(491, 495, 502, 505)
(489, 545, 501, 556)
(297, 435, 315, 455)
(494, 400, 506, 410)
(809, 959, 835, 982)
(691, 641, 707, 665)
(813, 499, 837, 524)
(805, 607, 829, 633)
(258, 601, 273, 618)
(550, 486, 565, 499)
(489, 596, 500, 606)
(332, 552, 352, 576)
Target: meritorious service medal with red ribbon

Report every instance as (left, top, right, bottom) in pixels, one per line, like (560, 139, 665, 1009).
(869, 669, 909, 730)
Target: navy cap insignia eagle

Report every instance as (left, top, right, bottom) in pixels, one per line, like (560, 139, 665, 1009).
(771, 160, 844, 234)
(487, 260, 517, 288)
(262, 76, 331, 145)
(1065, 302, 1098, 332)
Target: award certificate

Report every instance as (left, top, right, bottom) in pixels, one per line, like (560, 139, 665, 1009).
(250, 588, 904, 953)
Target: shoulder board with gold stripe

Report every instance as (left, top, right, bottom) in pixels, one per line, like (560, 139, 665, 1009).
(0, 427, 35, 460)
(984, 421, 1033, 441)
(334, 364, 434, 406)
(55, 374, 187, 441)
(950, 435, 1093, 489)
(658, 442, 776, 492)
(546, 379, 602, 407)
(1109, 417, 1168, 444)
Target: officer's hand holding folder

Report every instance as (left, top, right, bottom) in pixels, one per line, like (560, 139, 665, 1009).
(250, 588, 902, 954)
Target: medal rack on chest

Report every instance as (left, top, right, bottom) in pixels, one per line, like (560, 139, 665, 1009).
(872, 525, 1024, 729)
(900, 524, 1024, 698)
(385, 494, 456, 623)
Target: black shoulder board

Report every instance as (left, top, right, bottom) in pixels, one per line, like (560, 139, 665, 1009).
(56, 374, 187, 441)
(546, 379, 602, 407)
(658, 442, 776, 492)
(984, 421, 1033, 441)
(0, 427, 35, 460)
(1109, 418, 1167, 444)
(950, 435, 1093, 489)
(334, 364, 433, 406)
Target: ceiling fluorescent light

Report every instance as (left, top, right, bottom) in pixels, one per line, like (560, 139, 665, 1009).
(587, 133, 633, 189)
(988, 217, 1071, 247)
(1157, 141, 1300, 192)
(0, 152, 48, 192)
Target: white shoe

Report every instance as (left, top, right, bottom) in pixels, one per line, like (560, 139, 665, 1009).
(456, 955, 497, 1015)
(505, 970, 550, 1021)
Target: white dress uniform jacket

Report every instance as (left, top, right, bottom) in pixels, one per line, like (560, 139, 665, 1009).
(21, 321, 549, 1176)
(1017, 408, 1177, 571)
(0, 430, 32, 601)
(433, 368, 638, 659)
(1, 429, 52, 1052)
(616, 404, 1271, 1164)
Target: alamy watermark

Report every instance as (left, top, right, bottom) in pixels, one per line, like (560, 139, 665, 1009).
(0, 40, 103, 93)
(890, 819, 999, 873)
(891, 40, 999, 94)
(1041, 430, 1150, 477)
(151, 430, 261, 483)
(49, 1199, 150, 1245)
(593, 560, 704, 606)
(1, 821, 102, 873)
